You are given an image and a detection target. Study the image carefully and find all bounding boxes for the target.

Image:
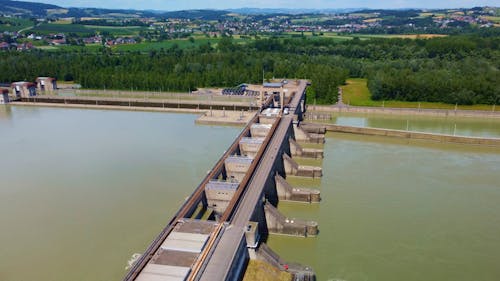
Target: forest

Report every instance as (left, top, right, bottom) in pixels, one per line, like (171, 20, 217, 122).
(0, 30, 498, 105)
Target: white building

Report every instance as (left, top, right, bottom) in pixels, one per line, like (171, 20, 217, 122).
(0, 89, 10, 104)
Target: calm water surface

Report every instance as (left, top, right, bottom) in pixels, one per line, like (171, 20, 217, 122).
(0, 106, 240, 281)
(323, 112, 500, 138)
(268, 133, 500, 281)
(2, 105, 500, 281)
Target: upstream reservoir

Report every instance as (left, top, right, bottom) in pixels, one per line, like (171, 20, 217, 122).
(1, 105, 500, 281)
(0, 106, 241, 281)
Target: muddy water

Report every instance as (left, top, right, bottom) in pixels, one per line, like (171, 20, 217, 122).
(0, 105, 240, 281)
(268, 132, 500, 281)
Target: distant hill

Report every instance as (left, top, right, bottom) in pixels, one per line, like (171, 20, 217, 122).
(0, 0, 61, 17)
(161, 10, 231, 20)
(229, 8, 363, 15)
(0, 0, 232, 20)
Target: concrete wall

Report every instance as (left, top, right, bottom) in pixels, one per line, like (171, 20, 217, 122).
(311, 123, 500, 146)
(310, 105, 500, 119)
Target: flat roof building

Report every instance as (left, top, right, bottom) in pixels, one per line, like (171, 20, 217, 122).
(0, 89, 10, 104)
(36, 77, 57, 93)
(11, 82, 37, 99)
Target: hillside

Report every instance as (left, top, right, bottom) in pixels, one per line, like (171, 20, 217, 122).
(0, 0, 61, 17)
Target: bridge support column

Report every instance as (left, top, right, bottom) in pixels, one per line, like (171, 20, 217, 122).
(283, 154, 322, 178)
(275, 174, 320, 203)
(293, 124, 325, 144)
(263, 202, 318, 237)
(289, 138, 324, 159)
(224, 156, 253, 182)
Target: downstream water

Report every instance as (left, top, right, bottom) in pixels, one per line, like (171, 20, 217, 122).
(321, 112, 500, 138)
(268, 133, 500, 281)
(0, 106, 241, 281)
(1, 105, 500, 281)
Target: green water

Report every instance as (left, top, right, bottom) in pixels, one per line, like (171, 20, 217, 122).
(2, 105, 500, 281)
(268, 133, 500, 281)
(0, 106, 240, 281)
(323, 112, 500, 138)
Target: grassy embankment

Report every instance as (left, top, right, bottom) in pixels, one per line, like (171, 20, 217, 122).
(31, 22, 147, 36)
(242, 260, 292, 281)
(341, 78, 498, 111)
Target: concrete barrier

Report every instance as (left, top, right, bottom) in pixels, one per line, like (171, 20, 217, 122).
(309, 105, 500, 119)
(305, 123, 500, 146)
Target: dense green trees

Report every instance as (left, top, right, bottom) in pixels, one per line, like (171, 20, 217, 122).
(0, 31, 498, 105)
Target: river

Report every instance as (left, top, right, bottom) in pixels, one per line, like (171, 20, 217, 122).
(268, 132, 500, 281)
(0, 105, 241, 281)
(1, 105, 499, 281)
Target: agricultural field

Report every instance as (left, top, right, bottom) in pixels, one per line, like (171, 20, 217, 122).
(341, 78, 498, 111)
(280, 32, 447, 41)
(0, 17, 34, 32)
(481, 16, 500, 24)
(31, 22, 147, 35)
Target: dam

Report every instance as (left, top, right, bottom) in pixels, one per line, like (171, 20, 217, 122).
(123, 79, 326, 281)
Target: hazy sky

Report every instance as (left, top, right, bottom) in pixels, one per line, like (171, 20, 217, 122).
(28, 0, 499, 10)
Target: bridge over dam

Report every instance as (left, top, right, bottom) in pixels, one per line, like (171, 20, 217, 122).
(123, 80, 326, 281)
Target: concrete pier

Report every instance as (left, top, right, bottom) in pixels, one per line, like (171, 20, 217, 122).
(289, 138, 324, 159)
(224, 156, 253, 182)
(250, 123, 272, 137)
(239, 137, 265, 158)
(275, 174, 320, 203)
(264, 202, 318, 237)
(294, 124, 325, 144)
(205, 181, 239, 216)
(283, 154, 322, 178)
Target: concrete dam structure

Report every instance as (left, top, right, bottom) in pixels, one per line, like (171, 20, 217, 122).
(123, 80, 327, 281)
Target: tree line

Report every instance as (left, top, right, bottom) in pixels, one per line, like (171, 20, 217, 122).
(0, 30, 498, 105)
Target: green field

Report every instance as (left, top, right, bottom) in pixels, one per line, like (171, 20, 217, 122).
(0, 17, 33, 32)
(31, 23, 147, 35)
(341, 78, 498, 111)
(280, 32, 446, 41)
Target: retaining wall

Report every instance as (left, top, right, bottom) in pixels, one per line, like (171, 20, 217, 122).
(306, 123, 500, 146)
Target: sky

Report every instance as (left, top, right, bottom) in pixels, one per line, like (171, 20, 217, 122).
(27, 0, 500, 10)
